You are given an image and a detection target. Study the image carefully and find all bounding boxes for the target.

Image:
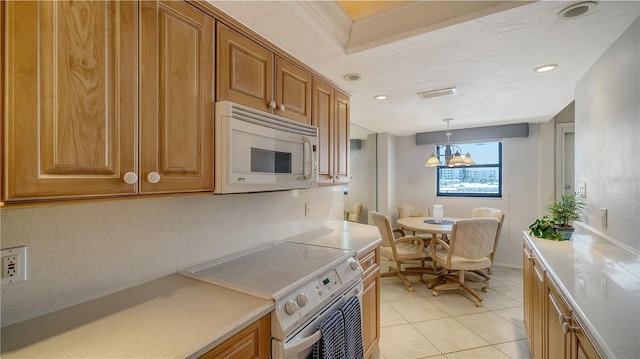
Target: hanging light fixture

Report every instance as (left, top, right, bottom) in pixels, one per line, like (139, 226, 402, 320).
(424, 118, 475, 167)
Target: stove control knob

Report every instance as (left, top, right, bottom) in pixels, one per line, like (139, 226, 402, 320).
(349, 260, 360, 271)
(296, 293, 309, 307)
(285, 300, 298, 315)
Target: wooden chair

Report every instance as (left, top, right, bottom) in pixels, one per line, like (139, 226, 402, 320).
(345, 202, 363, 223)
(397, 203, 430, 236)
(470, 207, 505, 281)
(371, 211, 434, 292)
(427, 218, 499, 307)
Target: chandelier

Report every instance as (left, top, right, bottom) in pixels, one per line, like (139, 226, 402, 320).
(424, 118, 475, 167)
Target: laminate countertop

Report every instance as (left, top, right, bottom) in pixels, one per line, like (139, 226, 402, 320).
(0, 221, 381, 358)
(524, 230, 640, 359)
(0, 274, 274, 358)
(285, 221, 382, 255)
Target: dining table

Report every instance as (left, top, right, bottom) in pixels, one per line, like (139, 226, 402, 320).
(397, 216, 459, 241)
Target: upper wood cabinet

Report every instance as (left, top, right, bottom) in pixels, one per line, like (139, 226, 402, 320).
(312, 79, 350, 185)
(140, 0, 214, 193)
(3, 1, 138, 201)
(3, 0, 215, 203)
(216, 22, 312, 124)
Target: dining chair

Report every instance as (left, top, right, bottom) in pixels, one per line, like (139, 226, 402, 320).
(397, 203, 430, 236)
(427, 218, 500, 307)
(470, 207, 505, 281)
(371, 211, 434, 292)
(345, 202, 363, 223)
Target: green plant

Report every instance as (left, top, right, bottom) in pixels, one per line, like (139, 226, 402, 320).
(529, 216, 561, 240)
(546, 192, 585, 228)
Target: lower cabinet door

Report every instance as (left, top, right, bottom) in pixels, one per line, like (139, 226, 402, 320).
(200, 314, 270, 359)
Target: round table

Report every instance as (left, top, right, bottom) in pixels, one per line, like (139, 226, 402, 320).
(397, 216, 459, 239)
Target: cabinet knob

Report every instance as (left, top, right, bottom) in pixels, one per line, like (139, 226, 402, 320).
(147, 172, 161, 184)
(123, 172, 138, 184)
(269, 101, 276, 109)
(279, 104, 286, 111)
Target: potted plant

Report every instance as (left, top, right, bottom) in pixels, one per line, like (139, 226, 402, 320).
(545, 192, 585, 240)
(529, 215, 561, 241)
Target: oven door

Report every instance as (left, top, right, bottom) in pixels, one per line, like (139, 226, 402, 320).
(272, 281, 363, 359)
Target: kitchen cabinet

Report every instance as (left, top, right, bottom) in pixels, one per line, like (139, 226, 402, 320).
(312, 79, 350, 185)
(3, 0, 214, 203)
(200, 313, 271, 359)
(140, 0, 214, 193)
(546, 273, 571, 359)
(3, 0, 138, 201)
(523, 236, 602, 359)
(523, 240, 545, 359)
(216, 22, 312, 124)
(359, 246, 380, 359)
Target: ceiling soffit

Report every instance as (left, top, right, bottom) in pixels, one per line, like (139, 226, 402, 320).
(300, 1, 534, 54)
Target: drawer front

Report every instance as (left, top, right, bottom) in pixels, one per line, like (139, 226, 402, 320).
(359, 246, 379, 278)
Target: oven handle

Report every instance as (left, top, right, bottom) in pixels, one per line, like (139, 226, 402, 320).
(283, 330, 322, 357)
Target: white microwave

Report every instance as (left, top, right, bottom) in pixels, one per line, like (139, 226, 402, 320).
(214, 101, 318, 194)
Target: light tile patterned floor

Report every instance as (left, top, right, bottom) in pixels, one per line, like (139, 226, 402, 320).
(372, 259, 532, 359)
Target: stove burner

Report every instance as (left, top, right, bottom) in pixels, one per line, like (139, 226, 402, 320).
(256, 271, 293, 285)
(219, 260, 267, 275)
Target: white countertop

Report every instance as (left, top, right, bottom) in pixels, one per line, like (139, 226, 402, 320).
(0, 275, 274, 358)
(285, 221, 382, 255)
(524, 231, 640, 359)
(0, 221, 381, 358)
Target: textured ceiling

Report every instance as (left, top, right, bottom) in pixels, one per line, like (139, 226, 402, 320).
(211, 1, 640, 137)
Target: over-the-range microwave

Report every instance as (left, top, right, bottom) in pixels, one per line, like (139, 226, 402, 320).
(214, 101, 318, 194)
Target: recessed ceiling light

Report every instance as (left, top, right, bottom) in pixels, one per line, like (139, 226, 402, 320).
(534, 64, 558, 73)
(343, 73, 361, 81)
(374, 95, 388, 100)
(557, 1, 597, 20)
(417, 87, 457, 100)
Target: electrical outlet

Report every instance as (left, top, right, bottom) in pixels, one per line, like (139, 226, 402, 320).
(1, 246, 27, 285)
(601, 208, 608, 229)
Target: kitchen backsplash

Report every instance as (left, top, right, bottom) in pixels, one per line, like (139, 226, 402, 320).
(0, 186, 344, 327)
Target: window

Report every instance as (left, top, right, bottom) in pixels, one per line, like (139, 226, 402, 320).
(436, 142, 502, 198)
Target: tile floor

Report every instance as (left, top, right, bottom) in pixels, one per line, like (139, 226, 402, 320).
(372, 259, 532, 359)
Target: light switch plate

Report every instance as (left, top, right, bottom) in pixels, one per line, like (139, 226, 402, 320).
(1, 246, 27, 285)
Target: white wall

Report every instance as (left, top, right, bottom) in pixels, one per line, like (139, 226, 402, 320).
(387, 126, 547, 268)
(575, 17, 640, 253)
(0, 186, 344, 326)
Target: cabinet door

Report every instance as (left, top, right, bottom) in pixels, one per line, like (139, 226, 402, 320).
(140, 0, 214, 193)
(359, 247, 380, 359)
(523, 242, 534, 346)
(547, 276, 572, 359)
(334, 91, 350, 184)
(4, 1, 137, 201)
(200, 314, 271, 359)
(572, 318, 601, 359)
(532, 256, 546, 359)
(312, 79, 335, 184)
(275, 57, 312, 124)
(216, 22, 273, 113)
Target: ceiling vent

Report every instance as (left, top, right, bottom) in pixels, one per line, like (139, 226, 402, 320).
(417, 87, 457, 100)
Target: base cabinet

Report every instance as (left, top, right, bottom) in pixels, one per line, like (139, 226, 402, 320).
(523, 236, 602, 359)
(200, 314, 270, 359)
(359, 246, 380, 359)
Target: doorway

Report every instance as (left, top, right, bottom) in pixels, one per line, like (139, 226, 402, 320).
(346, 124, 377, 224)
